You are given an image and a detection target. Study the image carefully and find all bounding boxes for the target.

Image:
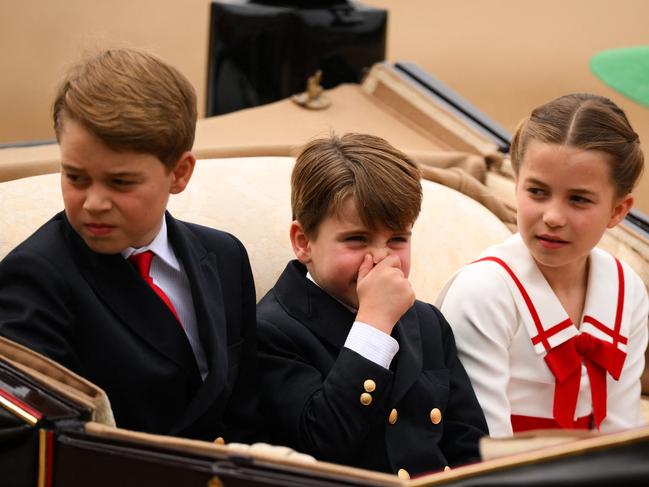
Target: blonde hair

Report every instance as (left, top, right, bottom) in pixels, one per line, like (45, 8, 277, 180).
(510, 93, 644, 196)
(291, 133, 422, 237)
(53, 48, 197, 168)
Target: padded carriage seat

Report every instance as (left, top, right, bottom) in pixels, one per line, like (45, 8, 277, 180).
(0, 156, 511, 303)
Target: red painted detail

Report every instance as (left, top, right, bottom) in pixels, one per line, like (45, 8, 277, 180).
(45, 430, 54, 487)
(0, 387, 43, 420)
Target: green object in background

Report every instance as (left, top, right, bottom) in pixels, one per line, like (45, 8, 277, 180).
(591, 46, 649, 107)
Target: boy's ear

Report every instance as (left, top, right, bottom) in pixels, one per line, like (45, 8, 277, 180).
(607, 193, 634, 228)
(169, 151, 196, 194)
(290, 220, 312, 264)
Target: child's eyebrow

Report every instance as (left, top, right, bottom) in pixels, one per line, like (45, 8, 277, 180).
(569, 188, 598, 196)
(339, 228, 369, 236)
(60, 163, 83, 171)
(107, 171, 142, 178)
(524, 177, 598, 195)
(523, 177, 549, 187)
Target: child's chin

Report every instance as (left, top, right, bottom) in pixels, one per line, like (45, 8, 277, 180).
(82, 236, 123, 255)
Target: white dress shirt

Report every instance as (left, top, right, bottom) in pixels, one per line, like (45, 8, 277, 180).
(122, 218, 208, 379)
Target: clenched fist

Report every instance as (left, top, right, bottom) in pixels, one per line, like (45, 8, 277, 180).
(355, 253, 415, 334)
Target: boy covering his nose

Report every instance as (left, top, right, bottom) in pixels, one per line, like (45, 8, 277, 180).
(0, 49, 263, 442)
(256, 133, 488, 478)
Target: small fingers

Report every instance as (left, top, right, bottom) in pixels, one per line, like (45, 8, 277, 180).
(357, 254, 374, 281)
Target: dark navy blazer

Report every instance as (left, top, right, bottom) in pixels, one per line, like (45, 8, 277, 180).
(257, 260, 488, 476)
(0, 211, 263, 442)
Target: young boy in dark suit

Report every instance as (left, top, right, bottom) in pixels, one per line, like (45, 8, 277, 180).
(256, 133, 488, 478)
(0, 48, 262, 442)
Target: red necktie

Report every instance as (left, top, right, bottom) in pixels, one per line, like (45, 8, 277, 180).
(129, 251, 182, 325)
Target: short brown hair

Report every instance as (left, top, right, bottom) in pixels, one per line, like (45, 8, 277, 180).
(510, 93, 644, 196)
(53, 48, 197, 168)
(291, 133, 422, 236)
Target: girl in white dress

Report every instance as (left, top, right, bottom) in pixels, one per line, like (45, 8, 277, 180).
(437, 93, 647, 437)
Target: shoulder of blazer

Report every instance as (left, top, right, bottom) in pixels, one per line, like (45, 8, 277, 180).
(1, 213, 82, 273)
(4, 212, 66, 255)
(412, 300, 448, 327)
(411, 300, 454, 343)
(170, 216, 247, 261)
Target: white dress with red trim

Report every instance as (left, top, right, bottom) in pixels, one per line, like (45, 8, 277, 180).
(437, 233, 648, 438)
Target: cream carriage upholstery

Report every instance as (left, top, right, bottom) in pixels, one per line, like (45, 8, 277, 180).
(0, 156, 512, 303)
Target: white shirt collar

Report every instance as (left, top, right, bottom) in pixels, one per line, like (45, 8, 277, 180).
(121, 217, 181, 271)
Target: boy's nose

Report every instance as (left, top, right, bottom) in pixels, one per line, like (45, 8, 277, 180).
(83, 188, 112, 212)
(370, 247, 390, 265)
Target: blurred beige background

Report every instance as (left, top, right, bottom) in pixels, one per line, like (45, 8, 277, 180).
(1, 0, 648, 211)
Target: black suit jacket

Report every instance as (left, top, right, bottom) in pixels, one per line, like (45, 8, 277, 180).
(0, 211, 263, 442)
(257, 260, 488, 476)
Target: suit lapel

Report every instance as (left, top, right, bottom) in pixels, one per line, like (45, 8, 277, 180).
(165, 214, 229, 432)
(63, 213, 201, 384)
(389, 306, 423, 404)
(274, 261, 355, 351)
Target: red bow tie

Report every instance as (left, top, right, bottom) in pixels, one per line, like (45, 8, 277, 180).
(544, 333, 626, 429)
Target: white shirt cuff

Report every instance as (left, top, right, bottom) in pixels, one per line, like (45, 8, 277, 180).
(344, 321, 399, 369)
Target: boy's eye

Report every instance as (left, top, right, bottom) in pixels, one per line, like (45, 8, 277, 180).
(390, 236, 408, 243)
(526, 187, 546, 197)
(345, 236, 366, 242)
(65, 173, 86, 184)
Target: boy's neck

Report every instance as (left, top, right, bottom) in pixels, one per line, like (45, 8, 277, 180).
(121, 217, 168, 258)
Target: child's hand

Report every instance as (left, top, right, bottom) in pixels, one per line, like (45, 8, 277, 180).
(355, 253, 415, 335)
